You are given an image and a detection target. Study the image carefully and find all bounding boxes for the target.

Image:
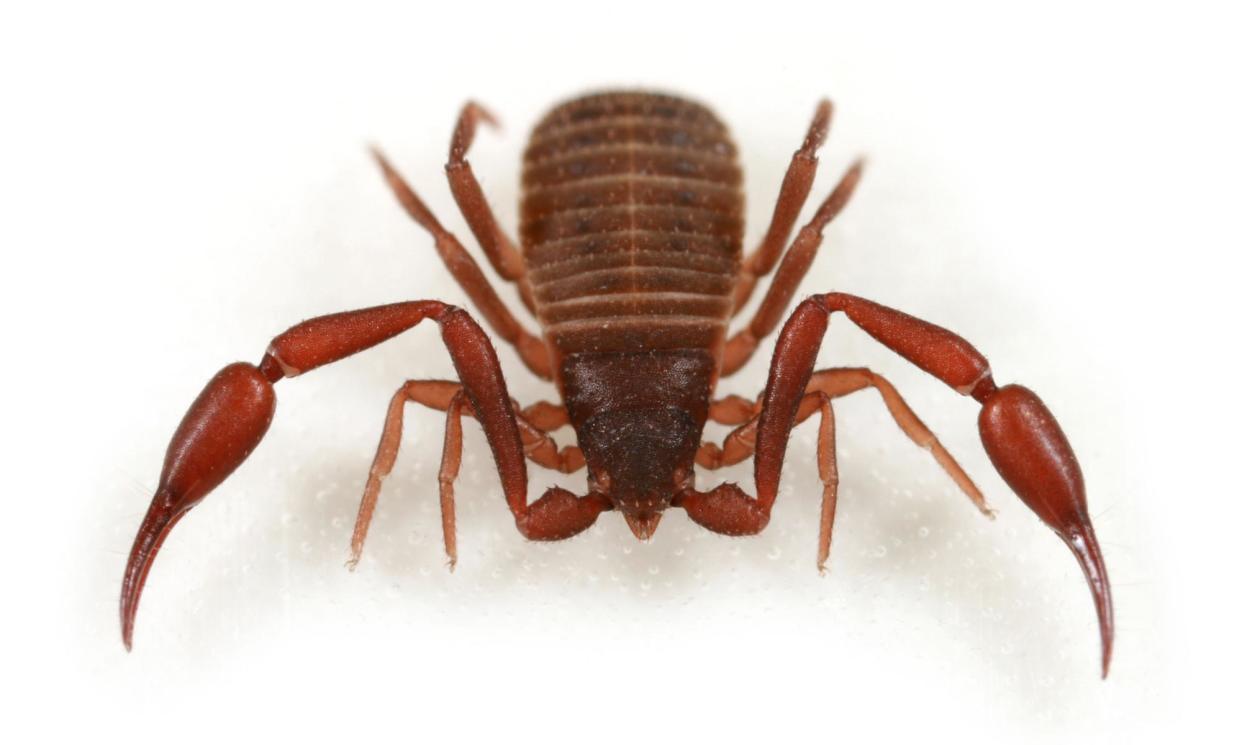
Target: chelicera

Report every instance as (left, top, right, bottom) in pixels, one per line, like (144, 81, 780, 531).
(121, 91, 1113, 676)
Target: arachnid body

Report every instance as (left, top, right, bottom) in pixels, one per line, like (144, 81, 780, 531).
(121, 91, 1113, 676)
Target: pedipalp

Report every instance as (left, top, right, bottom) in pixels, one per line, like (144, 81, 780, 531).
(121, 301, 567, 648)
(755, 292, 1114, 677)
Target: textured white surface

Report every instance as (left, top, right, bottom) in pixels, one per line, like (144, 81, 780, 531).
(4, 1, 1237, 742)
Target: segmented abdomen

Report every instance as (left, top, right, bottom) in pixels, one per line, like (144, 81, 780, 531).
(520, 92, 744, 359)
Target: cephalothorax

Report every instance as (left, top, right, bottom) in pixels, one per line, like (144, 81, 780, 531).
(121, 91, 1113, 676)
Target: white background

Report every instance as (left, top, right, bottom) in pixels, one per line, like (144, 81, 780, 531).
(3, 1, 1238, 742)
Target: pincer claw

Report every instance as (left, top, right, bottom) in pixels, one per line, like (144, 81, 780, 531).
(120, 362, 276, 649)
(978, 384, 1114, 678)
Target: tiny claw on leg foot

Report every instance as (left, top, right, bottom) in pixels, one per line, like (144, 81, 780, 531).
(345, 545, 363, 573)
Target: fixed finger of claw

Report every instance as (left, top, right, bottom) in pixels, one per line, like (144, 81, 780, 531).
(1063, 525, 1115, 678)
(120, 362, 276, 650)
(120, 494, 188, 651)
(978, 384, 1114, 677)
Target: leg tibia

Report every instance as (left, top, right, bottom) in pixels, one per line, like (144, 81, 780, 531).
(721, 163, 863, 376)
(349, 380, 471, 569)
(732, 99, 833, 314)
(807, 368, 991, 517)
(446, 102, 528, 285)
(436, 392, 468, 567)
(349, 380, 588, 571)
(371, 150, 550, 378)
(348, 382, 416, 569)
(812, 397, 840, 572)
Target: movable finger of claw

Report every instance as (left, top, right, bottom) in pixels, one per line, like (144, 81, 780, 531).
(120, 362, 276, 650)
(978, 384, 1114, 677)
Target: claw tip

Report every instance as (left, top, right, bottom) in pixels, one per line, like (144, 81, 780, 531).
(1061, 526, 1114, 682)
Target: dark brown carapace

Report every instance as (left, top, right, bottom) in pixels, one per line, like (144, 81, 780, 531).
(121, 91, 1114, 677)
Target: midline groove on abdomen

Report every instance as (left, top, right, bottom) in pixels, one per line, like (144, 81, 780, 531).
(533, 265, 735, 304)
(539, 292, 732, 325)
(545, 314, 724, 333)
(525, 116, 736, 161)
(522, 178, 742, 218)
(527, 249, 737, 284)
(522, 151, 741, 189)
(522, 173, 740, 201)
(523, 142, 735, 172)
(543, 315, 725, 355)
(525, 230, 740, 266)
(522, 203, 742, 244)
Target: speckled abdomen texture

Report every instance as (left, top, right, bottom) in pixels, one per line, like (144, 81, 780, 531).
(520, 92, 744, 358)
